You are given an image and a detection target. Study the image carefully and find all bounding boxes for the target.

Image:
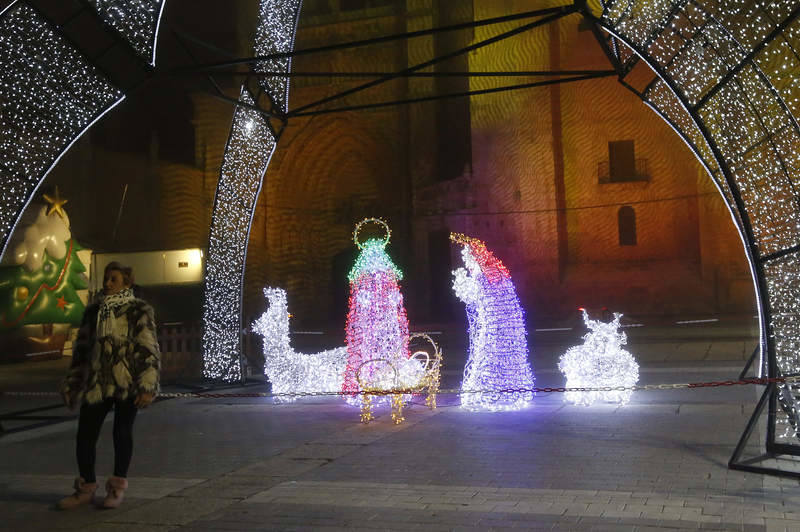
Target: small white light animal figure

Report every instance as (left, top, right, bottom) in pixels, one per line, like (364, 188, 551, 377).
(558, 309, 639, 406)
(252, 287, 347, 402)
(253, 287, 430, 405)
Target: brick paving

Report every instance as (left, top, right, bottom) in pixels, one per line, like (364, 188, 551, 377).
(2, 334, 800, 531)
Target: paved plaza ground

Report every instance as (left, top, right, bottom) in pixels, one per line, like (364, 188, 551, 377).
(2, 319, 800, 531)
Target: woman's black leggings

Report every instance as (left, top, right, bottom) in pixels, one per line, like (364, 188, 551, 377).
(76, 398, 138, 482)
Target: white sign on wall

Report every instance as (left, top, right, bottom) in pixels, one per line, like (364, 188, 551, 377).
(90, 249, 205, 292)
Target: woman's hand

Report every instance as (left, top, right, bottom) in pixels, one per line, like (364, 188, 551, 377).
(134, 392, 155, 408)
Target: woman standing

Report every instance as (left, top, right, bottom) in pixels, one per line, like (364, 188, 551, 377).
(58, 262, 160, 509)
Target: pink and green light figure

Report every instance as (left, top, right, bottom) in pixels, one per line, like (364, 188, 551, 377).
(451, 233, 534, 411)
(342, 222, 410, 405)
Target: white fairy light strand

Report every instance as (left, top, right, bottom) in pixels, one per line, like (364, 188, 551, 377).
(86, 0, 166, 65)
(254, 0, 303, 114)
(202, 87, 276, 381)
(0, 1, 124, 260)
(600, 0, 800, 438)
(559, 310, 639, 406)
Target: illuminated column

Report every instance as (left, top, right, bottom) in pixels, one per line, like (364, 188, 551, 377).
(0, 2, 124, 260)
(342, 218, 411, 404)
(201, 0, 302, 381)
(202, 88, 276, 381)
(450, 233, 535, 411)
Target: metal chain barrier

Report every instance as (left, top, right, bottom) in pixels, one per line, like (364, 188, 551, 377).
(3, 376, 800, 400)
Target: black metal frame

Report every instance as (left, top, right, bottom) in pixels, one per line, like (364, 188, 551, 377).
(0, 402, 76, 435)
(171, 3, 589, 121)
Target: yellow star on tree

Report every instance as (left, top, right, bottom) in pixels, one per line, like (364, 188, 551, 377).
(43, 186, 68, 219)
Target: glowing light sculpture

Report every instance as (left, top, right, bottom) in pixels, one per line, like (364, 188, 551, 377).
(450, 233, 534, 411)
(0, 1, 124, 260)
(342, 218, 411, 406)
(252, 287, 347, 402)
(559, 310, 639, 406)
(202, 0, 301, 381)
(86, 0, 167, 66)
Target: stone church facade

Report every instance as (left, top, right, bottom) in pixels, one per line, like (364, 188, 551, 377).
(44, 0, 755, 328)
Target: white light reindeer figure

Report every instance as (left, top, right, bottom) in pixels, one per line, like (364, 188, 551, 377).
(558, 309, 639, 406)
(252, 287, 347, 402)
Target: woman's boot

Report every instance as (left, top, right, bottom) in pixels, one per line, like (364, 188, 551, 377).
(57, 477, 97, 510)
(101, 476, 128, 509)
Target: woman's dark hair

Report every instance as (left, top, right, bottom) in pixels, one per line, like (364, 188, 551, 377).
(104, 261, 134, 287)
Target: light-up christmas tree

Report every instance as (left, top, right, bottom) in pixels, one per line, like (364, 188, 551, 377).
(450, 233, 534, 411)
(558, 309, 639, 406)
(341, 218, 410, 405)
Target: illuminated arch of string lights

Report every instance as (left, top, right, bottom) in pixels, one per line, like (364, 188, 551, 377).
(592, 0, 800, 472)
(201, 0, 302, 381)
(0, 1, 124, 260)
(86, 0, 167, 66)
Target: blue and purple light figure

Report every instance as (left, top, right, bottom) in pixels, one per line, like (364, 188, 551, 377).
(450, 233, 535, 411)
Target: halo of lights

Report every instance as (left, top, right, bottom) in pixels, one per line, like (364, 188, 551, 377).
(353, 217, 391, 249)
(252, 287, 347, 402)
(0, 1, 124, 260)
(450, 233, 535, 411)
(594, 0, 800, 443)
(86, 0, 167, 66)
(559, 310, 639, 406)
(202, 86, 276, 381)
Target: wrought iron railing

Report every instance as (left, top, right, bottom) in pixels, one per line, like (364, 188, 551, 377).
(598, 158, 649, 183)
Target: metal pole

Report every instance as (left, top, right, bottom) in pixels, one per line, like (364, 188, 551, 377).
(290, 72, 615, 117)
(111, 183, 128, 247)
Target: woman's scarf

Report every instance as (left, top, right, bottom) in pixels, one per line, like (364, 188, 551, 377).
(96, 288, 135, 339)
